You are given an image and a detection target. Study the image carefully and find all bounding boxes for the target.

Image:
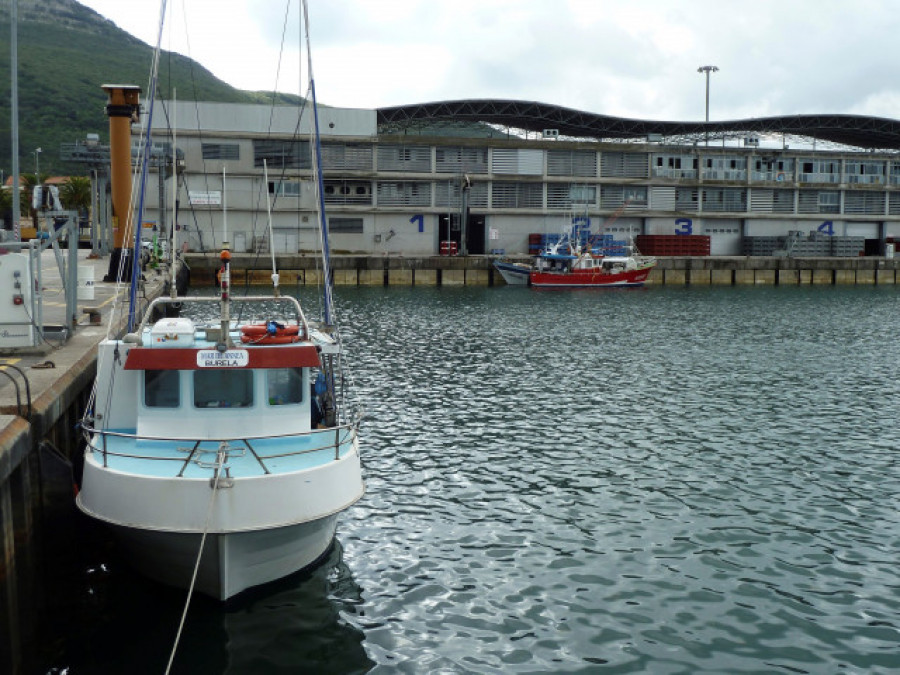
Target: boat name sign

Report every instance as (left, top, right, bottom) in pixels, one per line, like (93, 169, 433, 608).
(196, 349, 250, 368)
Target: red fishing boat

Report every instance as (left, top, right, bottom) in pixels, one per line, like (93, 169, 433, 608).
(529, 243, 656, 289)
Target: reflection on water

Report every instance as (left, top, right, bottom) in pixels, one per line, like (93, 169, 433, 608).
(32, 521, 372, 674)
(338, 285, 900, 673)
(26, 285, 900, 673)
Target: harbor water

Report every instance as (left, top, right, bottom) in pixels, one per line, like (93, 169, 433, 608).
(27, 285, 900, 673)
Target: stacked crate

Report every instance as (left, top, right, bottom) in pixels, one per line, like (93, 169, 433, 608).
(791, 236, 830, 256)
(636, 235, 711, 256)
(741, 237, 781, 256)
(742, 233, 867, 256)
(590, 233, 628, 256)
(831, 237, 865, 257)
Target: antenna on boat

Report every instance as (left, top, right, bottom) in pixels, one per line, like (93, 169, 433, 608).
(170, 88, 178, 299)
(218, 168, 232, 348)
(262, 159, 280, 296)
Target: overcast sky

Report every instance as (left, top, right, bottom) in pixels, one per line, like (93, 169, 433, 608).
(78, 0, 900, 122)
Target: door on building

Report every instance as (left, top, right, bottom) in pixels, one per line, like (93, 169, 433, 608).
(272, 229, 299, 254)
(438, 213, 461, 253)
(466, 214, 485, 254)
(438, 213, 485, 254)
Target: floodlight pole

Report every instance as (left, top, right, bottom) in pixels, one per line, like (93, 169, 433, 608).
(698, 65, 719, 145)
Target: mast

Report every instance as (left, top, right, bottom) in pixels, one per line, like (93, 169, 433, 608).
(302, 0, 333, 327)
(10, 0, 20, 240)
(126, 0, 168, 330)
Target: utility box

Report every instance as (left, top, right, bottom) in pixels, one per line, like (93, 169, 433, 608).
(0, 253, 36, 349)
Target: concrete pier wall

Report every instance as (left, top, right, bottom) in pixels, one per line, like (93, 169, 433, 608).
(186, 253, 900, 286)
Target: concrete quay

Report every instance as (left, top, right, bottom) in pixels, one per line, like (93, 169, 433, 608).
(183, 252, 900, 286)
(1, 250, 168, 674)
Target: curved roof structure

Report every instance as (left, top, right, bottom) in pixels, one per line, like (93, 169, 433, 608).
(377, 99, 900, 151)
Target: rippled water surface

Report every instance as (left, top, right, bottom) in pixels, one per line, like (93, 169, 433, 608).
(35, 285, 900, 673)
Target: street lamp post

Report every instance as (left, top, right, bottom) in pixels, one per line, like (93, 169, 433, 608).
(697, 65, 718, 145)
(34, 147, 42, 179)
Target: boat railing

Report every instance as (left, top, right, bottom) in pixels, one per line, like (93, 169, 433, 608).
(133, 295, 311, 339)
(82, 421, 357, 474)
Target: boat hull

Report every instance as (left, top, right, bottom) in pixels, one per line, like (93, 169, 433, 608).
(77, 430, 364, 600)
(493, 260, 531, 285)
(530, 266, 653, 288)
(107, 515, 339, 600)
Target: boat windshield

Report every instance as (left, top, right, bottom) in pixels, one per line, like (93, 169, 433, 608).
(193, 370, 254, 408)
(144, 370, 180, 408)
(267, 367, 304, 406)
(142, 368, 307, 411)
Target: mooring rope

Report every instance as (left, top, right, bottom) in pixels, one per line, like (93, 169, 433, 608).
(164, 446, 226, 674)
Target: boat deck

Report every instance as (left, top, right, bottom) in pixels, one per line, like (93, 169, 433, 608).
(88, 427, 356, 479)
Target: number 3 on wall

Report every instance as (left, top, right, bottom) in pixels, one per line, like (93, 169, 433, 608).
(675, 217, 693, 235)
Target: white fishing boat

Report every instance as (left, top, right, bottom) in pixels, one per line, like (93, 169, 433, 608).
(77, 0, 363, 601)
(77, 288, 363, 600)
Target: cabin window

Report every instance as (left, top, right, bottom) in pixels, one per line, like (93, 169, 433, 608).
(193, 370, 254, 408)
(144, 370, 180, 408)
(267, 368, 304, 406)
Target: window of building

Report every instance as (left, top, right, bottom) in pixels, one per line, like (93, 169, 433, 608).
(254, 140, 311, 169)
(269, 181, 301, 196)
(201, 143, 240, 160)
(329, 218, 364, 233)
(818, 191, 840, 213)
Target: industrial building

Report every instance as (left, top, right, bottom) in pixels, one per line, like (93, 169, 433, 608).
(134, 99, 900, 258)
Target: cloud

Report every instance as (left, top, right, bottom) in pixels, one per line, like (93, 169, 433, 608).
(78, 0, 900, 120)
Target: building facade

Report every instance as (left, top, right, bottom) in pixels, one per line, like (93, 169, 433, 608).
(139, 101, 900, 257)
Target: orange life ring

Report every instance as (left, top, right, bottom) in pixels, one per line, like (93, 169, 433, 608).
(240, 334, 299, 344)
(239, 323, 301, 344)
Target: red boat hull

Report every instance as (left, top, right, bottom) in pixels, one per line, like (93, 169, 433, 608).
(530, 266, 652, 288)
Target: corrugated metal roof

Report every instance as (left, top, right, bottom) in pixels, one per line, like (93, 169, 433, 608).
(377, 99, 900, 151)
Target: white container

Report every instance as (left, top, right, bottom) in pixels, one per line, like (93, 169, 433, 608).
(77, 265, 95, 300)
(149, 317, 196, 347)
(885, 243, 895, 259)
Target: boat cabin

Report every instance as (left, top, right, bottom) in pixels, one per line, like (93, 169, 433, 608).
(93, 317, 329, 440)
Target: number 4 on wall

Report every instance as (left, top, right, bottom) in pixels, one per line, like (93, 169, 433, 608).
(817, 221, 834, 236)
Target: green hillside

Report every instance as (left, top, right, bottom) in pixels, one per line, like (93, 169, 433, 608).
(0, 0, 303, 176)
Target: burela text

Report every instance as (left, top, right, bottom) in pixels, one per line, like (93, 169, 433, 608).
(196, 350, 250, 368)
